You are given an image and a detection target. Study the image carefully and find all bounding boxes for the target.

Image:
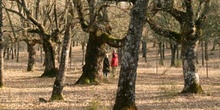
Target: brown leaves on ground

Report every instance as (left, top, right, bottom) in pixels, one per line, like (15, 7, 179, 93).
(1, 46, 220, 109)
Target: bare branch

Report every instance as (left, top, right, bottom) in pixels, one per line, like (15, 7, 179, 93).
(16, 0, 46, 34)
(73, 0, 89, 32)
(195, 0, 210, 28)
(151, 0, 186, 23)
(100, 32, 126, 47)
(165, 8, 186, 23)
(146, 18, 181, 43)
(4, 8, 26, 20)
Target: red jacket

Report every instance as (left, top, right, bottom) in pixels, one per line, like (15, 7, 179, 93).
(111, 53, 118, 67)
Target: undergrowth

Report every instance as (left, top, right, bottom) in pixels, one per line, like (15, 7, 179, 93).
(86, 99, 109, 110)
(159, 84, 178, 97)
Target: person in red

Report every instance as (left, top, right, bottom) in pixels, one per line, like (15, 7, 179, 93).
(111, 50, 118, 77)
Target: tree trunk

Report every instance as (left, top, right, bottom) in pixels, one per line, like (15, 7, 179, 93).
(6, 47, 10, 60)
(0, 41, 3, 87)
(40, 45, 43, 63)
(69, 43, 72, 68)
(0, 0, 3, 88)
(75, 33, 105, 84)
(11, 47, 14, 60)
(27, 42, 36, 71)
(162, 41, 165, 59)
(159, 42, 164, 65)
(74, 0, 124, 84)
(176, 45, 180, 60)
(81, 41, 86, 66)
(113, 0, 148, 109)
(41, 41, 58, 77)
(141, 40, 147, 62)
(50, 15, 72, 101)
(16, 42, 20, 62)
(181, 40, 204, 93)
(170, 40, 177, 67)
(205, 40, 208, 61)
(201, 41, 204, 66)
(57, 44, 61, 63)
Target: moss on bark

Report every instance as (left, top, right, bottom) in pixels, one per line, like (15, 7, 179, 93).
(181, 82, 204, 93)
(75, 77, 99, 85)
(50, 94, 64, 101)
(113, 104, 137, 110)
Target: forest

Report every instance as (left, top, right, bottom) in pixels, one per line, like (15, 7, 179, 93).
(1, 0, 220, 110)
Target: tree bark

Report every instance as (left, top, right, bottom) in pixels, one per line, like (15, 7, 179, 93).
(11, 47, 14, 60)
(0, 0, 3, 88)
(180, 0, 210, 93)
(6, 47, 10, 60)
(113, 0, 148, 109)
(158, 41, 164, 65)
(27, 42, 36, 71)
(41, 40, 58, 77)
(16, 42, 20, 62)
(75, 32, 106, 84)
(73, 0, 125, 84)
(201, 41, 204, 66)
(181, 40, 204, 93)
(50, 10, 72, 101)
(141, 40, 147, 62)
(170, 40, 177, 66)
(146, 0, 210, 94)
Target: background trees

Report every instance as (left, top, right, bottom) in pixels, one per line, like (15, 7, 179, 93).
(1, 0, 220, 109)
(0, 0, 3, 88)
(5, 0, 66, 77)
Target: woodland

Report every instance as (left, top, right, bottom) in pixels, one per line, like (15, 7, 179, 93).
(1, 0, 220, 110)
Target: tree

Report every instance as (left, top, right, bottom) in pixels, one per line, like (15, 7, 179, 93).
(73, 0, 126, 84)
(146, 0, 211, 93)
(5, 0, 63, 77)
(50, 0, 74, 101)
(203, 0, 220, 51)
(112, 0, 148, 109)
(0, 0, 3, 88)
(26, 40, 37, 71)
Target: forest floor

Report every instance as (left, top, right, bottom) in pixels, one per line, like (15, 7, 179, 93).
(1, 44, 220, 110)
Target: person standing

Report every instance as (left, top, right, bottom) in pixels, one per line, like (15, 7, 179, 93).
(111, 50, 118, 77)
(103, 54, 110, 78)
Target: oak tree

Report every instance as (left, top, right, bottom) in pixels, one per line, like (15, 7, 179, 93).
(147, 0, 211, 93)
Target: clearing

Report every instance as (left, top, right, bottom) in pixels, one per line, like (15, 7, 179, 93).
(1, 44, 220, 110)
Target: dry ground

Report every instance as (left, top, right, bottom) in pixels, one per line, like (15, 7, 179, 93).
(1, 44, 220, 110)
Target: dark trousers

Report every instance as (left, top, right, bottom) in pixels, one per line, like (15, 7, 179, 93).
(103, 72, 108, 77)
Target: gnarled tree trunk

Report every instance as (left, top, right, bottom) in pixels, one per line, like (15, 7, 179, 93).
(41, 41, 58, 77)
(73, 0, 125, 85)
(113, 0, 148, 109)
(181, 40, 204, 93)
(146, 0, 210, 94)
(75, 32, 106, 84)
